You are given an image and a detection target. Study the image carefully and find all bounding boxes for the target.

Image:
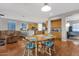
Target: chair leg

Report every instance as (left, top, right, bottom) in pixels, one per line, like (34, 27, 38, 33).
(44, 47, 52, 56)
(44, 46, 48, 55)
(27, 49, 30, 56)
(30, 50, 33, 56)
(53, 45, 56, 54)
(42, 46, 45, 55)
(51, 45, 56, 55)
(49, 48, 51, 56)
(35, 47, 37, 56)
(23, 48, 26, 56)
(35, 42, 38, 56)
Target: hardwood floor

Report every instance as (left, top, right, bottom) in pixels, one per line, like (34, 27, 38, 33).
(0, 39, 79, 56)
(0, 40, 25, 56)
(55, 40, 79, 56)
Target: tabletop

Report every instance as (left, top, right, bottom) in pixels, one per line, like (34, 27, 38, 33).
(25, 35, 55, 42)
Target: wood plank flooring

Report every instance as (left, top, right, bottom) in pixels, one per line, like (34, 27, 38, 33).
(0, 39, 79, 56)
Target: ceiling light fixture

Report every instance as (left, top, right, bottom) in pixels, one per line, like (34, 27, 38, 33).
(41, 3, 51, 12)
(66, 22, 70, 27)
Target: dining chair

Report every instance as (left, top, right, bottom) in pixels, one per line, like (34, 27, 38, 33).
(43, 40, 54, 56)
(25, 38, 37, 56)
(25, 41, 35, 56)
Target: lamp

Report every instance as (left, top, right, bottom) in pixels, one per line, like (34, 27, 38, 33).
(41, 3, 51, 12)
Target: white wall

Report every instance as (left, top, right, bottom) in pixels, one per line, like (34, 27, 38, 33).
(47, 19, 51, 33)
(0, 18, 28, 31)
(0, 18, 8, 30)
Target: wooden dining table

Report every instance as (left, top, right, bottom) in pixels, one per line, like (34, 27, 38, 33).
(25, 35, 55, 56)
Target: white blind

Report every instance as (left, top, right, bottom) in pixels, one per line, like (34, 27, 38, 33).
(72, 23, 79, 32)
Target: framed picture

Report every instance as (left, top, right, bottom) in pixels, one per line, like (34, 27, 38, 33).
(20, 23, 26, 31)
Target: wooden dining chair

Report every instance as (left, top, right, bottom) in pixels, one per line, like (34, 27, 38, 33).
(25, 38, 37, 56)
(42, 40, 54, 56)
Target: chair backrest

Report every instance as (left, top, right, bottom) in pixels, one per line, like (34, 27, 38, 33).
(43, 40, 54, 48)
(26, 42, 35, 49)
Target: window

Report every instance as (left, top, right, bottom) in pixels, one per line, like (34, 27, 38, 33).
(38, 23, 43, 31)
(8, 20, 16, 31)
(72, 23, 79, 32)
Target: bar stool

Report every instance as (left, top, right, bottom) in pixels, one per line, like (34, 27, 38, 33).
(43, 40, 54, 56)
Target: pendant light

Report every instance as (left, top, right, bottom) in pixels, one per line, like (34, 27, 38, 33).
(66, 22, 70, 27)
(41, 3, 51, 12)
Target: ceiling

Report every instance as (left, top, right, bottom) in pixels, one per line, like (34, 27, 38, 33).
(0, 3, 79, 23)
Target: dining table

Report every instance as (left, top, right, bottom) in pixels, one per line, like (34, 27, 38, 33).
(25, 34, 55, 56)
